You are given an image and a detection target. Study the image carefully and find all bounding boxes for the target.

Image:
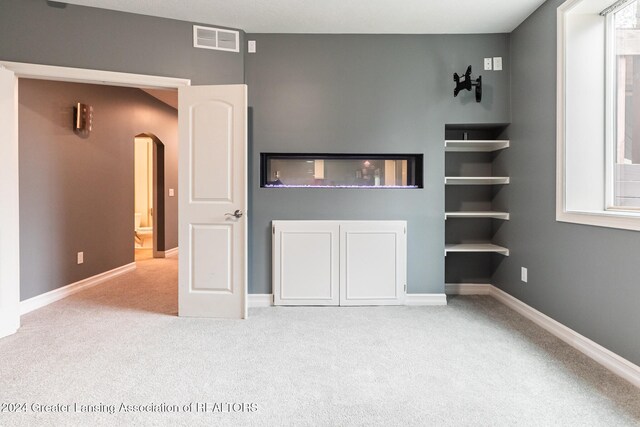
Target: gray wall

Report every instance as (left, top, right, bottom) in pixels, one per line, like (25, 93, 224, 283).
(493, 0, 640, 365)
(245, 34, 511, 294)
(19, 79, 177, 300)
(0, 0, 244, 85)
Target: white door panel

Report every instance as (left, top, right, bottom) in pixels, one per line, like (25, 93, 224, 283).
(191, 101, 233, 201)
(190, 224, 232, 292)
(178, 85, 247, 319)
(0, 66, 20, 338)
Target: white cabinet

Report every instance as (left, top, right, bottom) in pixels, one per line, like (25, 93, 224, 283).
(272, 221, 406, 306)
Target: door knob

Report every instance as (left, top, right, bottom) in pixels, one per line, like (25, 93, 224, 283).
(225, 209, 243, 219)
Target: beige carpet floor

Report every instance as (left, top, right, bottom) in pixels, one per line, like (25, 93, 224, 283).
(0, 255, 639, 426)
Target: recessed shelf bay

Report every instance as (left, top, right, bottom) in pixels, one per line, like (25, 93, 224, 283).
(443, 124, 511, 285)
(445, 211, 510, 220)
(445, 139, 510, 152)
(445, 243, 510, 256)
(445, 176, 510, 185)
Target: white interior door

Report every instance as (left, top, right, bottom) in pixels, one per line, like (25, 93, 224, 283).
(0, 66, 20, 338)
(178, 84, 247, 319)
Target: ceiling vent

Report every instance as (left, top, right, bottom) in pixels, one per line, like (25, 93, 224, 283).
(193, 25, 239, 52)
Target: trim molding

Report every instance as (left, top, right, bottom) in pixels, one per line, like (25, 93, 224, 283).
(0, 60, 191, 89)
(445, 283, 492, 295)
(0, 63, 20, 340)
(248, 294, 273, 308)
(164, 247, 179, 258)
(404, 293, 448, 306)
(20, 263, 136, 315)
(247, 293, 448, 307)
(0, 324, 18, 340)
(449, 283, 640, 388)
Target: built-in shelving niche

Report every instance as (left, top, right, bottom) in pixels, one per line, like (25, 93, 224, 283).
(444, 123, 509, 286)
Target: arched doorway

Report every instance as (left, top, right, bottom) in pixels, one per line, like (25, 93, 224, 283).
(134, 132, 166, 258)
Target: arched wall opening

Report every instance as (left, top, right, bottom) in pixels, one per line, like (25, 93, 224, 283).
(135, 132, 166, 258)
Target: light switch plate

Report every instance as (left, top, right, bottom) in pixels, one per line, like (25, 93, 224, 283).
(493, 56, 503, 71)
(169, 188, 175, 197)
(484, 58, 492, 71)
(248, 40, 256, 53)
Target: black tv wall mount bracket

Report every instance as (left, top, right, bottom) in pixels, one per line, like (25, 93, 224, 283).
(453, 65, 482, 103)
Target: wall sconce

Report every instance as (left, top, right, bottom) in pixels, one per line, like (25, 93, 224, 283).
(73, 103, 93, 134)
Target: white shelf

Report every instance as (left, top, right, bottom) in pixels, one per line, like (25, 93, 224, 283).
(445, 177, 510, 185)
(445, 243, 510, 256)
(445, 211, 510, 220)
(445, 139, 510, 152)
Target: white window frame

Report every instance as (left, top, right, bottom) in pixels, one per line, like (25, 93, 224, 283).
(604, 0, 640, 212)
(557, 0, 640, 231)
(604, 5, 616, 210)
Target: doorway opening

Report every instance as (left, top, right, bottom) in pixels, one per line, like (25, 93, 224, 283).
(0, 62, 190, 337)
(134, 133, 166, 261)
(1, 61, 249, 337)
(16, 77, 178, 314)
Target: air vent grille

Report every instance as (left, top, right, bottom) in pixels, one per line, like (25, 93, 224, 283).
(193, 25, 239, 52)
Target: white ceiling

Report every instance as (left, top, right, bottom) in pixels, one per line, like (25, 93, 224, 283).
(60, 0, 547, 34)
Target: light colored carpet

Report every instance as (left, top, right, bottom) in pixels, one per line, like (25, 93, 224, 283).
(0, 256, 638, 426)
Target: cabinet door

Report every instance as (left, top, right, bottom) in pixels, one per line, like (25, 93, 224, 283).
(273, 221, 340, 306)
(339, 222, 406, 306)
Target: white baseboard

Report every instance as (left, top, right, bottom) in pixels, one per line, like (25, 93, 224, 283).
(164, 247, 179, 258)
(445, 283, 492, 295)
(247, 293, 448, 307)
(404, 293, 448, 306)
(20, 263, 136, 315)
(448, 283, 640, 389)
(248, 294, 273, 308)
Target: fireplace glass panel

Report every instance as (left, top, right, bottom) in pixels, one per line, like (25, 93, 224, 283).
(261, 154, 422, 189)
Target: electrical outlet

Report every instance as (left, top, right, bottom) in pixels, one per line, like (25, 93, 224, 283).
(77, 252, 84, 265)
(248, 40, 256, 53)
(493, 56, 503, 71)
(169, 188, 175, 197)
(484, 58, 493, 71)
(521, 267, 528, 283)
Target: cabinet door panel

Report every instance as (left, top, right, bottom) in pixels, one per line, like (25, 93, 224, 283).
(273, 221, 340, 306)
(340, 222, 406, 306)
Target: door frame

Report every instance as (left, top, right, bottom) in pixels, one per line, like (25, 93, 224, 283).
(0, 60, 190, 334)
